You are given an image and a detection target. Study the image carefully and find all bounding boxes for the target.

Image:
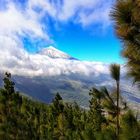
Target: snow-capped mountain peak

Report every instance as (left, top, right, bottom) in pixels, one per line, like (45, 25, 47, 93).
(39, 46, 77, 60)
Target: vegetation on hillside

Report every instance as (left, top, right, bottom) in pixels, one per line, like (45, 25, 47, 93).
(0, 70, 140, 140)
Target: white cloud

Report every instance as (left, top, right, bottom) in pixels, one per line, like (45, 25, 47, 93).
(78, 4, 111, 27)
(28, 0, 57, 18)
(0, 2, 49, 39)
(0, 0, 114, 43)
(0, 35, 110, 77)
(0, 33, 118, 85)
(0, 1, 52, 71)
(0, 0, 114, 50)
(0, 0, 114, 77)
(57, 0, 114, 27)
(27, 0, 114, 27)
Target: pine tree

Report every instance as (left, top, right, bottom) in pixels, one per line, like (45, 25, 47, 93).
(52, 93, 64, 115)
(0, 73, 22, 139)
(111, 0, 140, 85)
(120, 110, 140, 140)
(110, 64, 120, 139)
(89, 88, 106, 132)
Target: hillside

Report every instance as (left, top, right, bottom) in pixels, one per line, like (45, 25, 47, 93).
(0, 73, 140, 140)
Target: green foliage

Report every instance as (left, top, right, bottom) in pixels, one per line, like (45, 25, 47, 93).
(111, 0, 140, 85)
(110, 64, 121, 138)
(0, 72, 140, 140)
(120, 110, 140, 140)
(89, 88, 106, 132)
(110, 64, 120, 82)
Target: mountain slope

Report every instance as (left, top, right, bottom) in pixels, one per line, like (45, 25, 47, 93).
(39, 46, 77, 60)
(0, 71, 140, 111)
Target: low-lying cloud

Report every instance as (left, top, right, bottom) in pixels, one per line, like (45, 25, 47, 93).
(0, 43, 110, 77)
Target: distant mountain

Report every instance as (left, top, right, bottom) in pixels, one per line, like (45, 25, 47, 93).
(39, 46, 77, 60)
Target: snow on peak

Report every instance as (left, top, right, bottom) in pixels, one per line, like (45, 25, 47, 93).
(47, 46, 59, 50)
(39, 46, 75, 59)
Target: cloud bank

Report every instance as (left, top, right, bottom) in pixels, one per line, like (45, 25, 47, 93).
(0, 43, 110, 77)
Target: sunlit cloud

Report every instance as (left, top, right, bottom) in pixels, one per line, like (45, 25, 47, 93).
(0, 44, 110, 77)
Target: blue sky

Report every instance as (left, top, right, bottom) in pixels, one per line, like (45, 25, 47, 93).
(50, 22, 123, 63)
(0, 0, 124, 64)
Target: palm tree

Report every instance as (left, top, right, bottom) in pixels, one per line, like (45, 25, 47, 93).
(110, 64, 120, 139)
